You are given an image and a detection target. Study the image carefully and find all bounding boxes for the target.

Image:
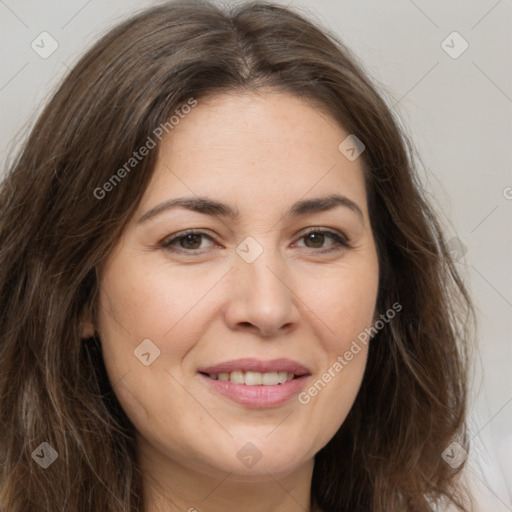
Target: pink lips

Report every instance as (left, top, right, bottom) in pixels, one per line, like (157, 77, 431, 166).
(197, 358, 311, 408)
(197, 358, 311, 376)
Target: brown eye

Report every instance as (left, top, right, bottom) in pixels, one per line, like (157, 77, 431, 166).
(303, 232, 326, 249)
(295, 229, 351, 254)
(177, 234, 203, 250)
(161, 230, 215, 253)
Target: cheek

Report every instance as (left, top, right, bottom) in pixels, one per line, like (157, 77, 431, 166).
(294, 260, 377, 440)
(302, 347, 369, 454)
(303, 260, 379, 354)
(96, 256, 213, 364)
(95, 259, 204, 444)
(296, 295, 373, 452)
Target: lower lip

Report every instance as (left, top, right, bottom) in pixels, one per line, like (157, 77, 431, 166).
(198, 373, 310, 408)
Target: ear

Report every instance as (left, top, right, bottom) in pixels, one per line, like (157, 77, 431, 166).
(79, 307, 95, 339)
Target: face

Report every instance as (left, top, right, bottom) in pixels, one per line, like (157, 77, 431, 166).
(89, 90, 379, 481)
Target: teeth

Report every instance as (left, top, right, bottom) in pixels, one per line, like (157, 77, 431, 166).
(262, 372, 278, 385)
(277, 371, 288, 384)
(207, 371, 296, 385)
(244, 371, 262, 386)
(230, 371, 245, 384)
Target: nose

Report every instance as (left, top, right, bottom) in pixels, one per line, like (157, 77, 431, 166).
(224, 245, 300, 338)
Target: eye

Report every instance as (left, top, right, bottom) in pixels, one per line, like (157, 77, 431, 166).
(293, 228, 351, 254)
(161, 230, 216, 253)
(160, 227, 351, 256)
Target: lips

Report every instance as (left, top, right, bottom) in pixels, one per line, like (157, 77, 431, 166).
(197, 357, 311, 376)
(197, 358, 312, 408)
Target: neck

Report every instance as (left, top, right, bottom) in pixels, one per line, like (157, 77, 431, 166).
(138, 440, 315, 512)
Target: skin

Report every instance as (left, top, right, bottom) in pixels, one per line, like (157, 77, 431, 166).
(82, 90, 380, 511)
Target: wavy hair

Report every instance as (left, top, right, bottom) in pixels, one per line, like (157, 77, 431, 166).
(0, 1, 474, 510)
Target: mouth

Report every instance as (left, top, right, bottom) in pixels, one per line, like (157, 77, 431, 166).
(200, 370, 299, 385)
(197, 358, 311, 408)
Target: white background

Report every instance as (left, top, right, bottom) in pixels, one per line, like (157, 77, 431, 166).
(1, 0, 510, 509)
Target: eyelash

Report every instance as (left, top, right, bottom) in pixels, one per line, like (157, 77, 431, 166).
(160, 228, 352, 256)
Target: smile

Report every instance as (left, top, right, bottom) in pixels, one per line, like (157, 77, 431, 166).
(205, 371, 296, 385)
(197, 358, 311, 408)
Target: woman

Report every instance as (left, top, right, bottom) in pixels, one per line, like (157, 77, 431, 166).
(0, 1, 475, 510)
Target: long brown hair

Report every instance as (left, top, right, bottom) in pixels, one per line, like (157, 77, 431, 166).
(0, 1, 474, 510)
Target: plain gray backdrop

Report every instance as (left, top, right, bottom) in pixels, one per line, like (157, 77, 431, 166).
(1, 0, 511, 508)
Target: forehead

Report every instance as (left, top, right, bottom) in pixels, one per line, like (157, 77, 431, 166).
(138, 91, 368, 219)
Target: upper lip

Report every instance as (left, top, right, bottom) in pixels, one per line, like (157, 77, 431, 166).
(197, 358, 311, 376)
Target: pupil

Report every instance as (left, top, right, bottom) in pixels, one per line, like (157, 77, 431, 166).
(183, 234, 201, 249)
(306, 233, 323, 248)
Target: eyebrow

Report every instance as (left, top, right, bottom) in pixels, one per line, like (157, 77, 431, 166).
(137, 193, 364, 223)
